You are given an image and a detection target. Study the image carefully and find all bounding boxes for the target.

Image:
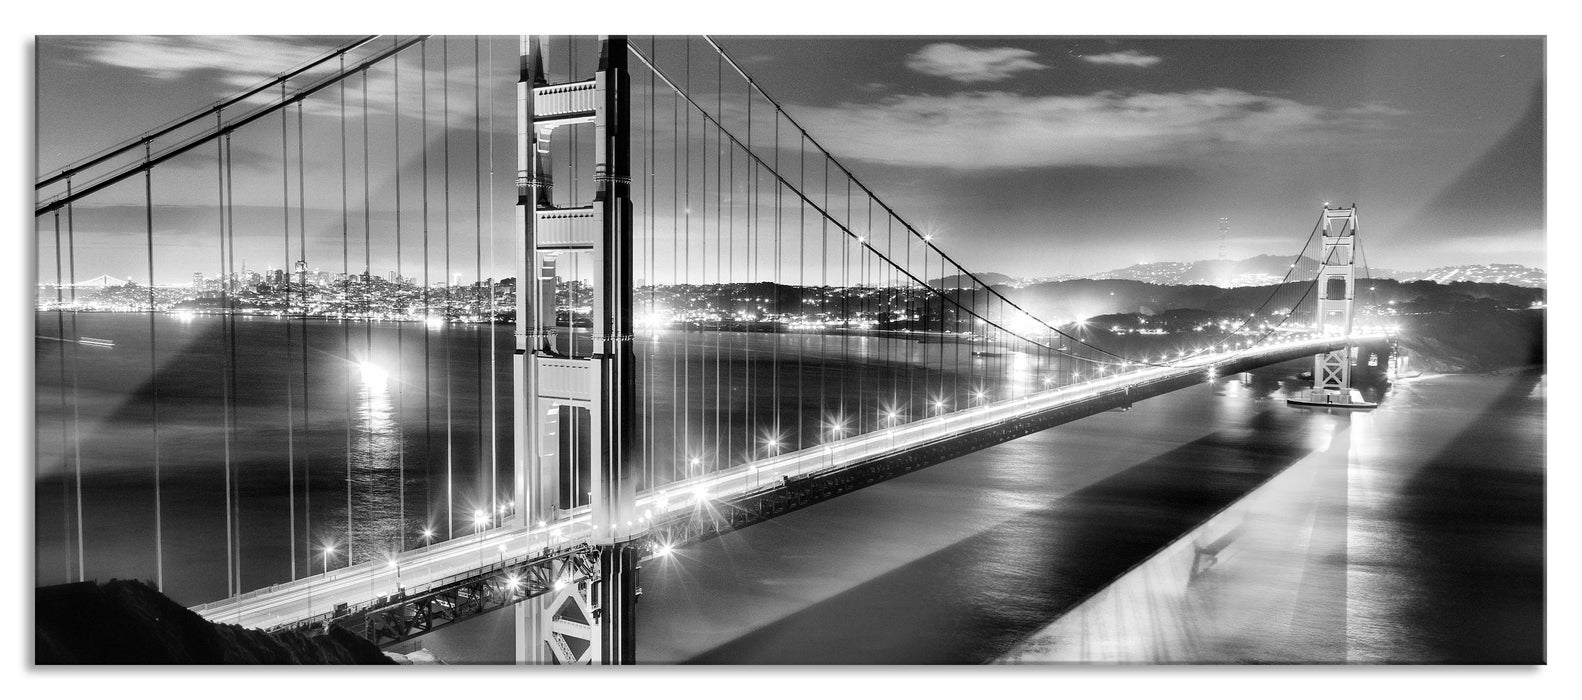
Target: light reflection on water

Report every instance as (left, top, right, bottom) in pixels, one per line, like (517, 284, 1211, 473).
(342, 366, 410, 565)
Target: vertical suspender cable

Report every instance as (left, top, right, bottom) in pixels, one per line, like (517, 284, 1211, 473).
(700, 42, 711, 472)
(646, 37, 656, 486)
(394, 39, 406, 545)
(474, 36, 489, 521)
(715, 51, 724, 470)
(281, 84, 297, 581)
(770, 103, 779, 450)
(144, 141, 163, 591)
(142, 142, 163, 589)
(53, 210, 71, 582)
(340, 54, 354, 565)
(840, 177, 849, 441)
(62, 184, 84, 579)
(216, 116, 234, 597)
(421, 39, 433, 538)
(443, 37, 454, 539)
(297, 100, 312, 577)
(480, 37, 501, 522)
(743, 58, 754, 467)
(68, 184, 85, 582)
(225, 131, 242, 593)
(796, 134, 804, 445)
(819, 159, 827, 433)
(486, 38, 500, 521)
(682, 39, 692, 475)
(361, 64, 373, 564)
(888, 214, 897, 414)
(670, 53, 679, 482)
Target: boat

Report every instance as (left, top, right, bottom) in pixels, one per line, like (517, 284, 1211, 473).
(1286, 388, 1376, 409)
(78, 337, 115, 348)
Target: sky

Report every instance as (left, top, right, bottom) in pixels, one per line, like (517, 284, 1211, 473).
(33, 33, 1545, 285)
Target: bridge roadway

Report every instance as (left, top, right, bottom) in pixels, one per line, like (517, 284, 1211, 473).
(192, 334, 1374, 632)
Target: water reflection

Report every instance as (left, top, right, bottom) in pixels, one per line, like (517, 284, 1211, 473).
(345, 359, 408, 564)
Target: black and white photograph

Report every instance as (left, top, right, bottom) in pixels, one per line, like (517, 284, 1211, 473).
(18, 4, 1564, 688)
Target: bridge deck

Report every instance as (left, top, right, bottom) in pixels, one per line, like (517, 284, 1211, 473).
(193, 335, 1372, 633)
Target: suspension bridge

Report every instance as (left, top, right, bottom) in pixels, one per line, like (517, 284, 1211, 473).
(34, 35, 1389, 664)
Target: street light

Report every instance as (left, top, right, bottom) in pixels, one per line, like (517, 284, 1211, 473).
(321, 544, 336, 576)
(474, 510, 489, 567)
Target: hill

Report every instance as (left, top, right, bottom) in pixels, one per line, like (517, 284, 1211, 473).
(35, 579, 396, 664)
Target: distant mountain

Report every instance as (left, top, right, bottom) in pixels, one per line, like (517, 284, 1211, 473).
(930, 271, 1015, 289)
(1371, 264, 1546, 288)
(929, 259, 1544, 292)
(1073, 255, 1317, 288)
(1041, 257, 1546, 289)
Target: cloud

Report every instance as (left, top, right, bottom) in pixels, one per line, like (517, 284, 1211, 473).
(72, 36, 337, 85)
(904, 43, 1047, 83)
(792, 88, 1401, 170)
(65, 36, 502, 127)
(1081, 50, 1163, 68)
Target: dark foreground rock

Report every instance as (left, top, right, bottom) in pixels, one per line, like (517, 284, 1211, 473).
(35, 579, 395, 664)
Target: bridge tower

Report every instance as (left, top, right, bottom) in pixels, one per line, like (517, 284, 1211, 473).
(514, 35, 642, 664)
(1288, 205, 1376, 409)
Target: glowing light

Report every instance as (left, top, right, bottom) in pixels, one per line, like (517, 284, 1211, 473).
(425, 316, 444, 331)
(506, 574, 521, 589)
(358, 361, 388, 385)
(657, 543, 675, 557)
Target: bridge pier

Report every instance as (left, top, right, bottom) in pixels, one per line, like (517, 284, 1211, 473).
(516, 34, 642, 665)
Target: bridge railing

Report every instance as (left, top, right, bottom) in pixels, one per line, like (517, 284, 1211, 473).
(633, 333, 1365, 523)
